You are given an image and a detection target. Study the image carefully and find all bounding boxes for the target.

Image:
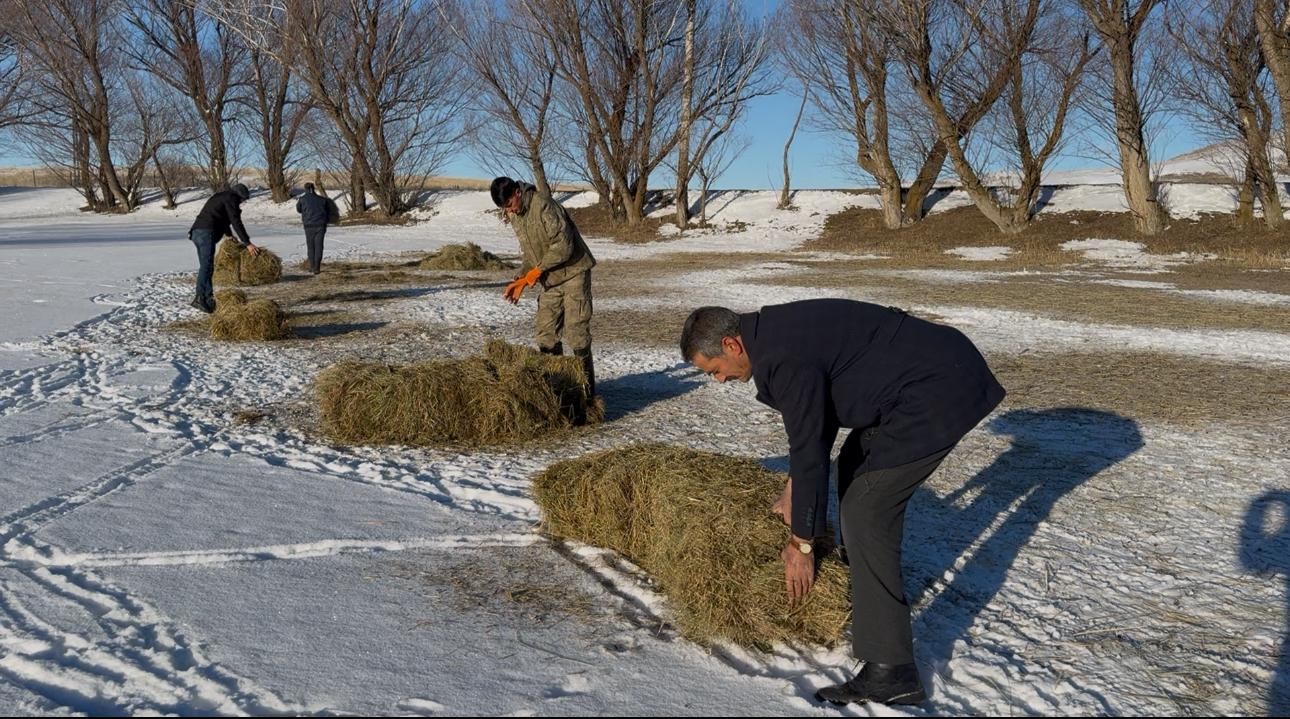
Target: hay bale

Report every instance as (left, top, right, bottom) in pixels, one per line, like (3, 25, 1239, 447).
(213, 238, 283, 286)
(209, 298, 291, 341)
(532, 444, 851, 648)
(214, 288, 247, 310)
(420, 242, 515, 271)
(315, 340, 599, 446)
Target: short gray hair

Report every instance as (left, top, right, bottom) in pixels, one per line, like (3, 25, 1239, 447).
(680, 306, 741, 361)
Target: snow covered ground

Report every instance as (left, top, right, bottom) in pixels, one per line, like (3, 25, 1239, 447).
(0, 185, 1287, 716)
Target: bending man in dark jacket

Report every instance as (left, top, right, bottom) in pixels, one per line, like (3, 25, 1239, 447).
(680, 299, 1005, 707)
(188, 183, 261, 313)
(295, 182, 339, 274)
(490, 176, 598, 397)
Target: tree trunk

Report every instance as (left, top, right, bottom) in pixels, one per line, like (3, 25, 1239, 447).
(624, 177, 646, 225)
(780, 87, 809, 211)
(152, 152, 176, 209)
(207, 118, 229, 191)
(96, 167, 115, 211)
(675, 0, 696, 229)
(584, 132, 612, 208)
(376, 169, 404, 217)
(92, 130, 133, 211)
(263, 143, 290, 202)
(1237, 168, 1256, 227)
(73, 119, 99, 208)
(1254, 0, 1290, 164)
(903, 142, 948, 222)
(1245, 120, 1284, 228)
(530, 146, 552, 197)
(880, 182, 904, 229)
(349, 158, 366, 215)
(1108, 38, 1165, 235)
(699, 169, 711, 224)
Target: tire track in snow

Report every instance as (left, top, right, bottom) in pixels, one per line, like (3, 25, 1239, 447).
(0, 564, 304, 715)
(9, 533, 543, 569)
(0, 408, 118, 449)
(0, 444, 199, 548)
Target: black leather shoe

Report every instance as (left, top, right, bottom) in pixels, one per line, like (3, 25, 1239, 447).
(814, 662, 926, 706)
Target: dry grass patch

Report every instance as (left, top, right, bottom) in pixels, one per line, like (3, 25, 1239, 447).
(338, 211, 417, 227)
(316, 340, 601, 447)
(214, 288, 247, 310)
(533, 444, 851, 648)
(420, 243, 515, 271)
(756, 266, 1290, 333)
(213, 239, 284, 286)
(594, 308, 693, 348)
(993, 350, 1290, 426)
(811, 207, 1290, 269)
(568, 203, 669, 244)
(209, 298, 292, 341)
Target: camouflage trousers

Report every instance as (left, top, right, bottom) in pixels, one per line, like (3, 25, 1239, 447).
(535, 270, 592, 354)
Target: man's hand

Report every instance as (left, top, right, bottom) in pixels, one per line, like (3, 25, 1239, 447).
(245, 243, 261, 257)
(503, 267, 543, 305)
(782, 535, 816, 604)
(772, 477, 792, 526)
(503, 278, 525, 304)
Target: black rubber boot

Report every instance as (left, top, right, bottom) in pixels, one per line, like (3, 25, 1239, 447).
(814, 662, 926, 706)
(538, 342, 564, 356)
(190, 294, 215, 314)
(573, 348, 595, 398)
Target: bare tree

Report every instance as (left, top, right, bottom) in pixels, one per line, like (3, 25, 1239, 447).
(209, 0, 473, 216)
(676, 0, 699, 225)
(451, 0, 559, 196)
(294, 115, 351, 211)
(125, 1, 244, 191)
(779, 85, 809, 210)
(673, 0, 772, 228)
(695, 130, 750, 223)
(236, 4, 311, 203)
(786, 0, 911, 227)
(118, 74, 195, 207)
(898, 0, 1096, 233)
(788, 0, 991, 228)
(1167, 0, 1282, 227)
(0, 14, 30, 130)
(10, 0, 142, 210)
(242, 45, 310, 202)
(523, 0, 688, 225)
(16, 103, 99, 205)
(1078, 0, 1168, 234)
(1253, 0, 1290, 164)
(545, 99, 614, 204)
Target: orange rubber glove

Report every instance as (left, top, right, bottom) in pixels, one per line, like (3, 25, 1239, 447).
(504, 267, 544, 304)
(503, 278, 525, 303)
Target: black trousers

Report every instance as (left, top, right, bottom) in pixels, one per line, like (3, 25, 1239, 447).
(190, 228, 216, 301)
(305, 225, 327, 273)
(838, 427, 954, 665)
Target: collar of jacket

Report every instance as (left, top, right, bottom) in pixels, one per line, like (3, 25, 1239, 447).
(738, 310, 761, 360)
(739, 310, 773, 405)
(517, 183, 538, 216)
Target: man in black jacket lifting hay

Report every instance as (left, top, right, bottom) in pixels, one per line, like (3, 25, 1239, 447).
(680, 298, 1005, 707)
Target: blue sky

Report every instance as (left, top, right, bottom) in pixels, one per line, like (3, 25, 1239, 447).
(433, 88, 1205, 190)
